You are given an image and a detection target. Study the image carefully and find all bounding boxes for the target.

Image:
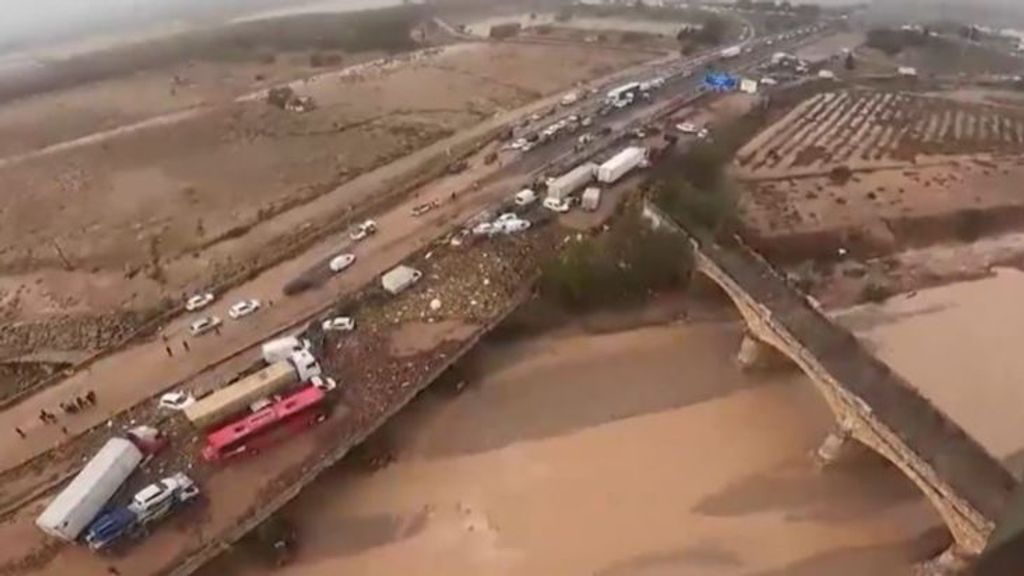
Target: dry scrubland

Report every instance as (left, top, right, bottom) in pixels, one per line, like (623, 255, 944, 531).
(0, 39, 652, 391)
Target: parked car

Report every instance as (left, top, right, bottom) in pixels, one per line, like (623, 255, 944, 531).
(349, 220, 378, 242)
(159, 391, 196, 411)
(322, 317, 356, 332)
(496, 213, 520, 223)
(543, 197, 571, 213)
(228, 299, 261, 319)
(189, 316, 221, 336)
(329, 253, 356, 273)
(185, 293, 214, 312)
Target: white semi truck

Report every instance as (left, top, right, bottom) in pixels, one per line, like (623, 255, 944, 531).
(184, 350, 321, 429)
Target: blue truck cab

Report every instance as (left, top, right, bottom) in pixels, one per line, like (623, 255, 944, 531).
(83, 507, 137, 551)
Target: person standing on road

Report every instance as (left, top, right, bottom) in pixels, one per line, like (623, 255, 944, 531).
(182, 340, 191, 353)
(165, 345, 174, 358)
(15, 427, 25, 439)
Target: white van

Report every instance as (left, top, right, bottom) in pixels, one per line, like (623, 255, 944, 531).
(514, 188, 538, 206)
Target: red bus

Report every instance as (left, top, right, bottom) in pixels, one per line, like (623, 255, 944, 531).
(201, 385, 329, 462)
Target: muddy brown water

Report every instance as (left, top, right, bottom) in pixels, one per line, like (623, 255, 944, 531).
(203, 321, 941, 576)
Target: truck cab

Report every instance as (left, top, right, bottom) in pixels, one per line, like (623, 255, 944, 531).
(128, 473, 200, 526)
(84, 508, 137, 551)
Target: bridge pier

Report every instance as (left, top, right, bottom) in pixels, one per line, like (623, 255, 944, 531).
(814, 420, 859, 467)
(736, 332, 788, 371)
(915, 543, 971, 576)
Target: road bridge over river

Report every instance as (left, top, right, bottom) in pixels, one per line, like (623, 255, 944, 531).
(642, 200, 1020, 571)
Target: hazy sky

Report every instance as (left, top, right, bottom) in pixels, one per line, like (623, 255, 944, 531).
(4, 0, 1024, 49)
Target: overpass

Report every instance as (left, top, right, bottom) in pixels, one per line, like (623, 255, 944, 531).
(641, 200, 1019, 571)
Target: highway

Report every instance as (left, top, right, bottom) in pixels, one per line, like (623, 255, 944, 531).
(0, 16, 839, 576)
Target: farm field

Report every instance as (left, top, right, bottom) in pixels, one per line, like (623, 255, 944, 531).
(734, 88, 1024, 261)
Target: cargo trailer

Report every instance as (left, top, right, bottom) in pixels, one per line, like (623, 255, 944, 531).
(546, 162, 597, 201)
(597, 147, 646, 184)
(184, 351, 320, 429)
(36, 438, 143, 541)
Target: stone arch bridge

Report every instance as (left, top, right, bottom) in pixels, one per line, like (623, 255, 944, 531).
(642, 201, 1019, 571)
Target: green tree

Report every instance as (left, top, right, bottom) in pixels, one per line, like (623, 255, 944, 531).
(697, 15, 728, 46)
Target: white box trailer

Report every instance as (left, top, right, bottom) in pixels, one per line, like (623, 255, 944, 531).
(582, 187, 602, 212)
(36, 438, 143, 541)
(547, 162, 597, 201)
(382, 265, 423, 295)
(597, 147, 646, 184)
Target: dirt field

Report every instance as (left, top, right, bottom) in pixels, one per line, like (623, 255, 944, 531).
(734, 88, 1024, 261)
(0, 40, 653, 355)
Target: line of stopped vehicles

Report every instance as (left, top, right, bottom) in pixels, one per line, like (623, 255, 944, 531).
(32, 75, 694, 555)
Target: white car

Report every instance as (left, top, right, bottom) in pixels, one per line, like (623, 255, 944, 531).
(472, 222, 496, 236)
(761, 77, 779, 86)
(495, 219, 531, 234)
(350, 220, 378, 242)
(189, 316, 221, 336)
(159, 391, 196, 411)
(543, 197, 571, 213)
(514, 189, 538, 206)
(310, 375, 337, 391)
(185, 293, 214, 312)
(496, 213, 520, 223)
(322, 316, 356, 332)
(129, 473, 200, 526)
(510, 138, 528, 150)
(329, 253, 356, 273)
(411, 202, 435, 217)
(228, 299, 261, 319)
(676, 122, 698, 134)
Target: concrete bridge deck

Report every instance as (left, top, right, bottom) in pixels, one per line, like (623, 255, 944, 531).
(643, 200, 1018, 566)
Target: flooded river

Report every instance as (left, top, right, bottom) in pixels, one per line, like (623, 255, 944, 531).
(206, 322, 942, 576)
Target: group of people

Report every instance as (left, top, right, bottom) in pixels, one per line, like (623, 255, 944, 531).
(16, 390, 99, 439)
(59, 390, 97, 415)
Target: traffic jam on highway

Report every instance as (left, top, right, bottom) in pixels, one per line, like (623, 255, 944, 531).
(28, 21, 831, 559)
